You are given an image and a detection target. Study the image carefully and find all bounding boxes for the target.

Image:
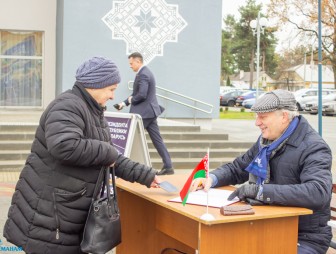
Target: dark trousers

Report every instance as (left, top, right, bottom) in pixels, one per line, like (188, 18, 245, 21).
(142, 117, 172, 169)
(297, 242, 319, 254)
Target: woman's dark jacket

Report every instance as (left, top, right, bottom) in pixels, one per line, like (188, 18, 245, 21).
(211, 116, 332, 254)
(3, 84, 157, 254)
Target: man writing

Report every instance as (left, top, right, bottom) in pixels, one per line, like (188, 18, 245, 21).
(191, 89, 332, 254)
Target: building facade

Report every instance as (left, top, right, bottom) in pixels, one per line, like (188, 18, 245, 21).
(276, 64, 336, 91)
(0, 0, 56, 109)
(1, 0, 222, 119)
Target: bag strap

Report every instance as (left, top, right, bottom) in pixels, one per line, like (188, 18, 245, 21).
(105, 166, 119, 214)
(92, 167, 107, 201)
(92, 166, 118, 202)
(106, 166, 118, 202)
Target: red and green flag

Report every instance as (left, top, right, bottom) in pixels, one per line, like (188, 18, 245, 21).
(179, 153, 209, 205)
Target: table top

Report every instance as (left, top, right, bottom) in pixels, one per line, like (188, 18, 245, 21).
(116, 174, 312, 225)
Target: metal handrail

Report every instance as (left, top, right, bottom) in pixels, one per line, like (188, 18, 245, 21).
(127, 81, 213, 116)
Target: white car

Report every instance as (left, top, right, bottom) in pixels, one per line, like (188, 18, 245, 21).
(322, 101, 336, 116)
(303, 93, 336, 113)
(294, 88, 336, 111)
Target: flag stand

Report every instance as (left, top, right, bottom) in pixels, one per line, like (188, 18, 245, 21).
(200, 148, 215, 221)
(200, 189, 215, 221)
(200, 212, 215, 221)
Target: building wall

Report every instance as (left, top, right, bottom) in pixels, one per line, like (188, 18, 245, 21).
(57, 0, 222, 118)
(0, 0, 57, 108)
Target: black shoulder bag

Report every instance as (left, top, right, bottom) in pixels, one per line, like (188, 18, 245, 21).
(81, 166, 121, 254)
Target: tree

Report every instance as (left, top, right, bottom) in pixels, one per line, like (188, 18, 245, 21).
(221, 0, 278, 89)
(220, 15, 237, 82)
(273, 46, 310, 90)
(226, 76, 231, 86)
(275, 45, 310, 80)
(268, 0, 336, 88)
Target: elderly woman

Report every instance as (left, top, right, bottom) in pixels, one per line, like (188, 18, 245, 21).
(4, 56, 161, 254)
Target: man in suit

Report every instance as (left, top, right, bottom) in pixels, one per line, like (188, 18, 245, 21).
(117, 52, 174, 175)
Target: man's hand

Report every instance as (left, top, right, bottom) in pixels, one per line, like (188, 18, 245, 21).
(190, 177, 213, 192)
(114, 103, 122, 110)
(227, 184, 259, 201)
(118, 102, 126, 110)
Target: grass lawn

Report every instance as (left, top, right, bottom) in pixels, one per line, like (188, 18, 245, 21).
(219, 109, 255, 120)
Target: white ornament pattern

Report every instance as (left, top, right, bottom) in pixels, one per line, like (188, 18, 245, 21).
(102, 0, 187, 64)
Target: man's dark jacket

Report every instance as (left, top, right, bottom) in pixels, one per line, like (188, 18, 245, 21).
(211, 116, 332, 254)
(124, 66, 163, 119)
(3, 84, 156, 254)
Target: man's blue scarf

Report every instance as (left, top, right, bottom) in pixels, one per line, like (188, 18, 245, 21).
(245, 117, 299, 185)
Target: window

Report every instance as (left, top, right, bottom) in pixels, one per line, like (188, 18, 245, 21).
(306, 91, 317, 96)
(0, 31, 43, 107)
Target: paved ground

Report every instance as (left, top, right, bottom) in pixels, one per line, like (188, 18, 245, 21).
(0, 112, 335, 253)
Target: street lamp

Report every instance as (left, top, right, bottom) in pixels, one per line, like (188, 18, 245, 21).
(250, 12, 268, 98)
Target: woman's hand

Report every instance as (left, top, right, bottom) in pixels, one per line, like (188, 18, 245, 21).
(150, 175, 161, 188)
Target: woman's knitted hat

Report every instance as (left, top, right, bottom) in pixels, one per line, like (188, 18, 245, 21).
(75, 56, 121, 89)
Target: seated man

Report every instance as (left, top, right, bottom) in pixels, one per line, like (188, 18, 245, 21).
(191, 89, 332, 254)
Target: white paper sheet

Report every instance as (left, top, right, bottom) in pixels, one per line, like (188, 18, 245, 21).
(169, 188, 239, 208)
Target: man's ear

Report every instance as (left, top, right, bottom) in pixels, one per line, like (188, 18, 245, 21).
(282, 111, 290, 124)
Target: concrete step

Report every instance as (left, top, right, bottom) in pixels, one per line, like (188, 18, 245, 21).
(0, 140, 252, 151)
(148, 140, 254, 149)
(0, 159, 236, 172)
(0, 160, 26, 171)
(0, 130, 221, 142)
(151, 157, 235, 170)
(0, 121, 252, 171)
(0, 124, 38, 132)
(0, 132, 35, 141)
(0, 148, 247, 171)
(0, 123, 199, 132)
(149, 148, 246, 159)
(0, 141, 32, 150)
(146, 132, 229, 141)
(158, 125, 200, 132)
(0, 150, 29, 160)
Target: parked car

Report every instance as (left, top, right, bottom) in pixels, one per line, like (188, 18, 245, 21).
(219, 86, 240, 94)
(242, 92, 265, 109)
(322, 101, 336, 116)
(310, 101, 336, 116)
(294, 88, 336, 111)
(236, 90, 263, 106)
(220, 90, 246, 107)
(303, 93, 336, 113)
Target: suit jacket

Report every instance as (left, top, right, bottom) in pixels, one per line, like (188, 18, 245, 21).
(124, 66, 164, 119)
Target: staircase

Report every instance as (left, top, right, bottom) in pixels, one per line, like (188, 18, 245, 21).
(0, 121, 253, 172)
(148, 125, 252, 170)
(0, 124, 36, 171)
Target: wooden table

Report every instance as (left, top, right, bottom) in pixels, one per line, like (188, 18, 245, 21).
(116, 175, 312, 254)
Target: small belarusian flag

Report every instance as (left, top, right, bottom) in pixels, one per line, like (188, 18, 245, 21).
(179, 153, 209, 205)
